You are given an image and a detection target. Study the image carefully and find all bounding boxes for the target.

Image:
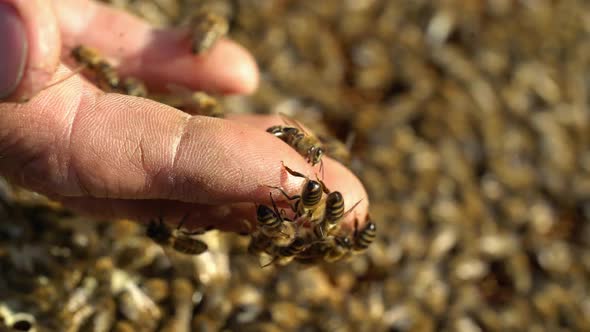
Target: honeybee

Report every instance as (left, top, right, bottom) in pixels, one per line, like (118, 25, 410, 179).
(268, 163, 327, 223)
(71, 45, 120, 92)
(70, 45, 149, 98)
(262, 237, 308, 267)
(152, 85, 223, 117)
(146, 216, 208, 255)
(322, 236, 353, 263)
(189, 11, 229, 55)
(293, 235, 352, 264)
(247, 231, 273, 256)
(255, 193, 297, 246)
(119, 77, 148, 98)
(312, 191, 363, 239)
(352, 217, 377, 251)
(267, 114, 325, 168)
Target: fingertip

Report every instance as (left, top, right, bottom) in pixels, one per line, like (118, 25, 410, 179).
(215, 40, 259, 95)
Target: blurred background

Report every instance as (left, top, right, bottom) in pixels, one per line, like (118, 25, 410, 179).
(1, 0, 590, 331)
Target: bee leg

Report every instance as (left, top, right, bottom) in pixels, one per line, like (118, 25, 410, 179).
(281, 162, 308, 179)
(316, 177, 330, 194)
(319, 159, 325, 182)
(266, 186, 300, 212)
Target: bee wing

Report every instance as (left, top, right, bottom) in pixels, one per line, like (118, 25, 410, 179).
(278, 112, 313, 136)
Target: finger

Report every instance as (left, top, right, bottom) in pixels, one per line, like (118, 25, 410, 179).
(228, 113, 370, 232)
(54, 156, 368, 234)
(0, 0, 61, 101)
(55, 196, 254, 233)
(0, 65, 368, 231)
(53, 0, 258, 94)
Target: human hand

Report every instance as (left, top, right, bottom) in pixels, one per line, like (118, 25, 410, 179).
(0, 0, 369, 233)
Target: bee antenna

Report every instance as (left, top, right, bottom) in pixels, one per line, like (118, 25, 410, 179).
(319, 159, 325, 181)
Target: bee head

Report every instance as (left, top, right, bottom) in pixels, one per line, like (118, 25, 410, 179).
(311, 147, 324, 165)
(257, 204, 276, 218)
(335, 236, 352, 248)
(365, 221, 376, 232)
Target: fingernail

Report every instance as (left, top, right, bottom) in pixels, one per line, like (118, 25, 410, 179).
(0, 2, 27, 99)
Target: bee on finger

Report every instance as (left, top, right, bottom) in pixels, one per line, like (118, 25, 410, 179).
(313, 192, 363, 239)
(267, 113, 325, 170)
(268, 163, 327, 223)
(322, 236, 353, 263)
(71, 46, 120, 92)
(256, 193, 297, 246)
(119, 77, 148, 98)
(294, 235, 352, 264)
(262, 237, 309, 267)
(352, 217, 377, 251)
(189, 11, 229, 55)
(146, 216, 208, 256)
(70, 45, 149, 98)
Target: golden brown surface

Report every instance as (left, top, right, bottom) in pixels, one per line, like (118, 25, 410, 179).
(1, 0, 590, 331)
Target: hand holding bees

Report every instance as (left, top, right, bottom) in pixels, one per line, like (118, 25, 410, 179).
(0, 0, 372, 263)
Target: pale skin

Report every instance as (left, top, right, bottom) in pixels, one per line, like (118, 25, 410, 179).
(0, 0, 369, 233)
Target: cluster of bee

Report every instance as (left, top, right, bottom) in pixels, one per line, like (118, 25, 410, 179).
(68, 43, 224, 118)
(248, 114, 376, 266)
(249, 163, 375, 266)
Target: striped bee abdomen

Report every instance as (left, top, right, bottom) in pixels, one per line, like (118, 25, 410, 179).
(353, 221, 376, 250)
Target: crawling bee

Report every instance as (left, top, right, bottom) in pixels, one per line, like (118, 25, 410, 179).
(352, 217, 377, 251)
(267, 114, 325, 168)
(119, 77, 148, 98)
(294, 236, 352, 264)
(268, 163, 327, 224)
(71, 45, 120, 92)
(70, 45, 148, 97)
(322, 236, 353, 263)
(312, 191, 362, 239)
(189, 11, 229, 55)
(263, 237, 308, 267)
(255, 193, 297, 246)
(146, 216, 208, 255)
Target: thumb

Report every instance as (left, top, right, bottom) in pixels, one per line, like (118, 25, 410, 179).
(0, 0, 60, 102)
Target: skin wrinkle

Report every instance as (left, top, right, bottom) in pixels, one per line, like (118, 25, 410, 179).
(169, 114, 191, 197)
(62, 73, 86, 196)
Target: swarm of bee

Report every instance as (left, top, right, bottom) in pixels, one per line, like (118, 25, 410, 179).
(246, 130, 375, 266)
